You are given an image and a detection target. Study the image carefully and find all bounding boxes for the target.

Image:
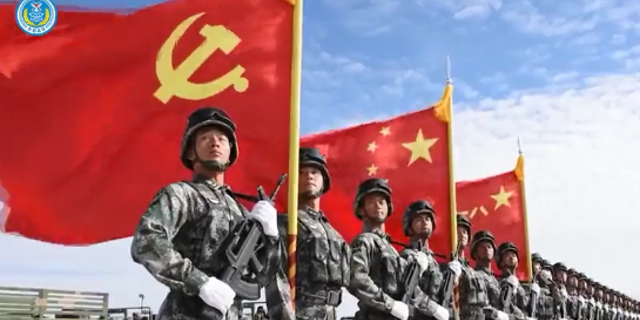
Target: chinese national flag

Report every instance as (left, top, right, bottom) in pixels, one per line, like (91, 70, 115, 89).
(0, 0, 296, 244)
(299, 85, 456, 255)
(456, 155, 530, 279)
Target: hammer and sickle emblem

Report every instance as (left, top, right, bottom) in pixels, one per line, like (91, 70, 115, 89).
(154, 12, 249, 104)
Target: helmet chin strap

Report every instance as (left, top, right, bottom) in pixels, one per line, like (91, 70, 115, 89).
(194, 151, 230, 172)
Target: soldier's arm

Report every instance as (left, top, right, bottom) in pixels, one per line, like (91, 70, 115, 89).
(348, 234, 396, 313)
(264, 214, 295, 320)
(130, 183, 208, 296)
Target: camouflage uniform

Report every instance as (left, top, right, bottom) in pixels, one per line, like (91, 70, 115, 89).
(593, 283, 604, 320)
(266, 148, 350, 320)
(583, 277, 597, 320)
(495, 242, 529, 320)
(348, 179, 442, 320)
(130, 108, 292, 320)
(458, 230, 499, 320)
(552, 262, 569, 320)
(399, 200, 445, 320)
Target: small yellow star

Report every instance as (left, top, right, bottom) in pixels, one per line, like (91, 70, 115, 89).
(491, 186, 514, 210)
(401, 129, 438, 166)
(367, 164, 378, 176)
(367, 141, 378, 153)
(380, 126, 391, 136)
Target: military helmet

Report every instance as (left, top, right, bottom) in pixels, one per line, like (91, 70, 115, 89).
(495, 241, 519, 266)
(299, 147, 331, 193)
(531, 252, 542, 263)
(567, 268, 577, 277)
(553, 262, 567, 273)
(180, 107, 238, 170)
(354, 178, 392, 220)
(457, 214, 471, 233)
(402, 200, 436, 236)
(577, 273, 587, 281)
(470, 230, 496, 260)
(541, 259, 553, 271)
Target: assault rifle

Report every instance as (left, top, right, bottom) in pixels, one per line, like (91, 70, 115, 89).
(436, 240, 464, 308)
(201, 174, 287, 318)
(528, 278, 540, 318)
(499, 278, 515, 313)
(402, 240, 425, 304)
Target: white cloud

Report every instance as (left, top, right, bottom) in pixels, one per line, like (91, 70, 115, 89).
(3, 71, 640, 317)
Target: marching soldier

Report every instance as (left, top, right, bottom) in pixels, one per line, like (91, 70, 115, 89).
(400, 200, 458, 320)
(552, 262, 569, 320)
(265, 147, 350, 320)
(566, 269, 581, 320)
(130, 107, 293, 320)
(577, 273, 590, 320)
(585, 278, 597, 320)
(348, 178, 450, 320)
(531, 253, 543, 278)
(593, 283, 604, 320)
(457, 214, 472, 265)
(535, 260, 556, 320)
(495, 242, 529, 320)
(457, 230, 508, 320)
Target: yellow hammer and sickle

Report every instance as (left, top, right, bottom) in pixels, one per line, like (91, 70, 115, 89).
(154, 12, 249, 104)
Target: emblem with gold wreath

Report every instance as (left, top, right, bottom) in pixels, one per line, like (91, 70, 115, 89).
(15, 0, 57, 36)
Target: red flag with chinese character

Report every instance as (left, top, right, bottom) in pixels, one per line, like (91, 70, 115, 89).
(456, 156, 530, 279)
(0, 0, 296, 244)
(299, 85, 456, 255)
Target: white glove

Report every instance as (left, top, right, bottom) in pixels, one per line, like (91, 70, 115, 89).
(198, 277, 236, 314)
(578, 296, 586, 303)
(413, 252, 429, 273)
(433, 304, 450, 320)
(390, 301, 410, 320)
(448, 260, 462, 278)
(530, 283, 540, 295)
(527, 317, 536, 320)
(540, 270, 552, 281)
(561, 287, 568, 298)
(247, 200, 278, 237)
(505, 275, 519, 287)
(497, 310, 509, 320)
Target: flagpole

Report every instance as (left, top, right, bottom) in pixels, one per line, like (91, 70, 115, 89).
(445, 56, 458, 251)
(515, 137, 533, 281)
(287, 0, 304, 310)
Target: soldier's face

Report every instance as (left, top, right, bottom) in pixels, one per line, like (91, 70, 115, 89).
(299, 166, 323, 197)
(410, 214, 433, 238)
(501, 251, 518, 268)
(191, 127, 231, 164)
(554, 270, 567, 283)
(457, 227, 469, 247)
(595, 289, 603, 299)
(477, 241, 494, 260)
(533, 262, 541, 275)
(362, 193, 388, 221)
(567, 275, 578, 287)
(579, 280, 587, 290)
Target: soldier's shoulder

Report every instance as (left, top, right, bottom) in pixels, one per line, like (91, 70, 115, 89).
(155, 181, 195, 197)
(351, 232, 377, 247)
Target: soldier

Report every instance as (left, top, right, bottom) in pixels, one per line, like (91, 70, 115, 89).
(566, 269, 580, 320)
(458, 230, 508, 320)
(584, 278, 597, 320)
(265, 147, 350, 320)
(593, 283, 604, 320)
(535, 260, 556, 320)
(495, 242, 529, 320)
(348, 178, 451, 320)
(552, 262, 569, 320)
(130, 108, 293, 320)
(457, 214, 472, 265)
(399, 201, 444, 302)
(531, 253, 543, 278)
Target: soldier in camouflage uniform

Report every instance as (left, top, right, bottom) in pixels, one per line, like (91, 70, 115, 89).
(535, 260, 557, 320)
(130, 107, 293, 320)
(348, 178, 450, 320)
(457, 230, 507, 320)
(552, 262, 569, 320)
(610, 292, 619, 320)
(265, 147, 350, 320)
(456, 214, 472, 265)
(584, 277, 597, 320)
(593, 283, 605, 320)
(576, 274, 589, 320)
(565, 269, 580, 320)
(495, 242, 529, 320)
(400, 200, 460, 320)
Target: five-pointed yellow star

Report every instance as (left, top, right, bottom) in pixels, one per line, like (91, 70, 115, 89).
(490, 186, 514, 210)
(401, 129, 438, 166)
(367, 141, 378, 153)
(367, 164, 378, 176)
(380, 126, 391, 136)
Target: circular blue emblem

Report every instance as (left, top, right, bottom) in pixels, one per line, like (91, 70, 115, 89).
(15, 0, 57, 36)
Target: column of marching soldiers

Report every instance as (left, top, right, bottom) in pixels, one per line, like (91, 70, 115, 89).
(129, 108, 639, 320)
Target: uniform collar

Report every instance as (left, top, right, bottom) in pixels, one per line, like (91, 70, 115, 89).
(300, 206, 328, 221)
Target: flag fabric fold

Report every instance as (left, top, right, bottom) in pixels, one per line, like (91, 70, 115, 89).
(298, 90, 456, 255)
(0, 0, 295, 244)
(456, 158, 530, 279)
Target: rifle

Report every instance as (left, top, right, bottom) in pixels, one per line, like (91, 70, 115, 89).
(436, 240, 464, 308)
(401, 240, 425, 304)
(499, 277, 515, 313)
(201, 174, 287, 318)
(528, 278, 539, 318)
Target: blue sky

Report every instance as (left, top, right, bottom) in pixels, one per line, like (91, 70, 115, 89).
(2, 0, 640, 317)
